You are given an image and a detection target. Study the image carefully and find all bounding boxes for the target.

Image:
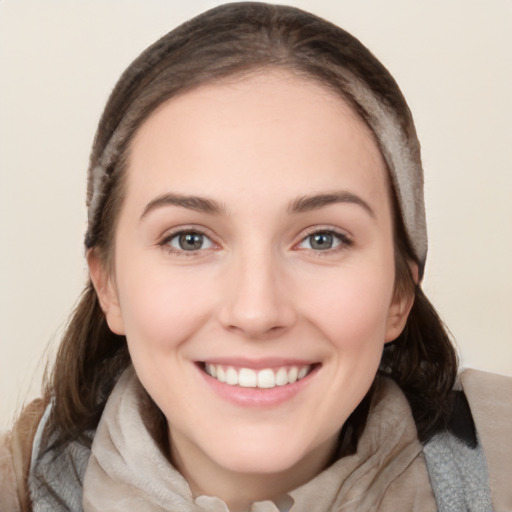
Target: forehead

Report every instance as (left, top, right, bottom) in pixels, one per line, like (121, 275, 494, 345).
(126, 71, 390, 212)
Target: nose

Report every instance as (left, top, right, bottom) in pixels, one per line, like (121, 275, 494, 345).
(218, 248, 297, 339)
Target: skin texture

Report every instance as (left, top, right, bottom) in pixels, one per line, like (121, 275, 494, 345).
(89, 71, 414, 511)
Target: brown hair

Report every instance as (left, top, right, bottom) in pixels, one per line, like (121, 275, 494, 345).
(42, 2, 456, 453)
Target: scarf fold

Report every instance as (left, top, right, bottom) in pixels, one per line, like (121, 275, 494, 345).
(29, 403, 92, 512)
(423, 431, 493, 512)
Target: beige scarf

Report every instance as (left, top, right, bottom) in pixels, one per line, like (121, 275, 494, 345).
(82, 367, 436, 512)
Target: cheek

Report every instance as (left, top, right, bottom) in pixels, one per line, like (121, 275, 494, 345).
(115, 260, 217, 353)
(298, 268, 394, 432)
(114, 264, 219, 415)
(302, 267, 395, 350)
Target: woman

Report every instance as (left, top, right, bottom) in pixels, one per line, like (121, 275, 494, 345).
(1, 3, 511, 511)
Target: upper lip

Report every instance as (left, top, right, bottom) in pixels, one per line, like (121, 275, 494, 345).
(198, 357, 318, 369)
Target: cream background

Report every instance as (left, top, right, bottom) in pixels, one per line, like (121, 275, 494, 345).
(1, 0, 511, 430)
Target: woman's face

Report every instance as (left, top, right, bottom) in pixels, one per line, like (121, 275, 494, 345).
(91, 71, 412, 487)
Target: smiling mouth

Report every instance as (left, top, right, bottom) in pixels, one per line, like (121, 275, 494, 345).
(200, 363, 317, 389)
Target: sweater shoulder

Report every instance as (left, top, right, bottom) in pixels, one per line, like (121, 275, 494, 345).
(0, 429, 22, 511)
(0, 398, 48, 512)
(460, 368, 512, 511)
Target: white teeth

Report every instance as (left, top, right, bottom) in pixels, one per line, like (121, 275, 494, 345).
(226, 367, 238, 385)
(257, 369, 275, 388)
(238, 368, 257, 387)
(275, 367, 288, 386)
(206, 363, 217, 378)
(217, 366, 226, 383)
(288, 367, 298, 383)
(298, 367, 309, 380)
(205, 364, 313, 388)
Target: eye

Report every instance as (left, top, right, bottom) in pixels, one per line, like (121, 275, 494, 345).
(297, 230, 350, 251)
(166, 231, 215, 252)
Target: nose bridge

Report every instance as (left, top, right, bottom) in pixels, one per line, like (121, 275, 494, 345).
(219, 241, 295, 338)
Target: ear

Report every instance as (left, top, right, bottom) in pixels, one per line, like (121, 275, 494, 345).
(86, 249, 125, 335)
(384, 261, 418, 343)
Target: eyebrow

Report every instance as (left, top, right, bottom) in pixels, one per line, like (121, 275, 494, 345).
(140, 190, 375, 219)
(140, 193, 226, 219)
(288, 191, 375, 218)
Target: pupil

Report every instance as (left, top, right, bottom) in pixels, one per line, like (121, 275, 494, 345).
(180, 233, 203, 250)
(311, 233, 332, 250)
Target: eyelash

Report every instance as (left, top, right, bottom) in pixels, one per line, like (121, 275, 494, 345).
(157, 227, 352, 256)
(295, 228, 353, 255)
(157, 228, 217, 256)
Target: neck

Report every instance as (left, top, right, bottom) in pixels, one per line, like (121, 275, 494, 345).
(169, 431, 339, 512)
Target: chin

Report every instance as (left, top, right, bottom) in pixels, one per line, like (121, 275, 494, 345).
(203, 427, 330, 476)
(216, 448, 306, 475)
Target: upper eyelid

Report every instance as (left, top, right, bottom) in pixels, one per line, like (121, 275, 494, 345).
(297, 226, 352, 241)
(159, 225, 214, 238)
(158, 226, 218, 247)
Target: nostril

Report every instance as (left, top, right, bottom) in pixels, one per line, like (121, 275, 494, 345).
(217, 273, 297, 338)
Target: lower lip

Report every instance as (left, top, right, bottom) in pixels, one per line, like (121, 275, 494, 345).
(197, 364, 319, 407)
